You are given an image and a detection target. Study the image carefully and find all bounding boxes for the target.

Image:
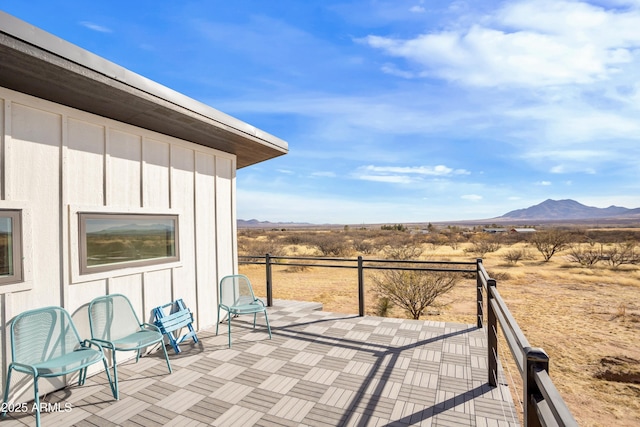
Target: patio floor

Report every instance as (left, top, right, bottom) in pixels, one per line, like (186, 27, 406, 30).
(4, 300, 520, 426)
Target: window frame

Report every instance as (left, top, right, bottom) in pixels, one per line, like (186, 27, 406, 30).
(0, 209, 23, 285)
(78, 212, 180, 275)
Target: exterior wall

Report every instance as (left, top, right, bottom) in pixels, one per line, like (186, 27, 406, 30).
(0, 87, 237, 401)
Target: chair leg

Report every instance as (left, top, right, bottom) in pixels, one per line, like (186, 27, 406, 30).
(188, 323, 199, 345)
(228, 314, 232, 347)
(79, 367, 86, 386)
(253, 312, 257, 329)
(168, 331, 180, 354)
(103, 358, 117, 399)
(111, 350, 120, 400)
(33, 376, 41, 427)
(160, 341, 172, 374)
(1, 366, 13, 418)
(216, 307, 220, 335)
(265, 311, 272, 339)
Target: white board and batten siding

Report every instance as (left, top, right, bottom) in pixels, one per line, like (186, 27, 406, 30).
(1, 87, 237, 397)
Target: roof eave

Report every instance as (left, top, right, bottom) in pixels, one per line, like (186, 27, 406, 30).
(0, 11, 288, 169)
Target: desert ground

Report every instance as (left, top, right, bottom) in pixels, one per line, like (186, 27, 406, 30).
(238, 227, 640, 427)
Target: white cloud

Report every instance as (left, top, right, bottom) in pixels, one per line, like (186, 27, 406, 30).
(360, 165, 469, 176)
(461, 194, 482, 201)
(380, 63, 415, 79)
(277, 169, 295, 174)
(79, 21, 112, 33)
(507, 105, 640, 144)
(356, 174, 414, 184)
(362, 0, 640, 88)
(550, 165, 565, 174)
(311, 171, 336, 178)
(536, 181, 552, 186)
(409, 6, 426, 13)
(525, 149, 613, 174)
(352, 164, 470, 184)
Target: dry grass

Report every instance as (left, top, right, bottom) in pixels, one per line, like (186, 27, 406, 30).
(239, 238, 640, 427)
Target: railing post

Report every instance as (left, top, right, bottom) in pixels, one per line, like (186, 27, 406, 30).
(265, 253, 273, 307)
(487, 277, 498, 387)
(358, 256, 364, 317)
(524, 347, 549, 427)
(476, 258, 483, 329)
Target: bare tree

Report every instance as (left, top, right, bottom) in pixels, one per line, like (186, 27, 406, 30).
(503, 248, 526, 265)
(383, 243, 423, 260)
(372, 269, 459, 320)
(567, 244, 602, 266)
(465, 234, 502, 257)
(308, 233, 352, 257)
(529, 229, 571, 262)
(604, 241, 640, 268)
(352, 238, 375, 255)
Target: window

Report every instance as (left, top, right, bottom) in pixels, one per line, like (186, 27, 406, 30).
(0, 210, 23, 285)
(79, 213, 179, 274)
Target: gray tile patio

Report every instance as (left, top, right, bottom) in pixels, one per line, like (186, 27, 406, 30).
(3, 301, 520, 426)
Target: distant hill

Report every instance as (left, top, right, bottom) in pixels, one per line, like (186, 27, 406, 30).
(238, 199, 640, 228)
(237, 219, 315, 228)
(93, 223, 174, 234)
(499, 199, 640, 221)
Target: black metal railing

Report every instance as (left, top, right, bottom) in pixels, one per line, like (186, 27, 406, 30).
(239, 254, 579, 427)
(240, 254, 476, 316)
(477, 260, 578, 427)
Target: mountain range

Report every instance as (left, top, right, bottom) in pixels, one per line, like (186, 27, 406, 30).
(497, 199, 640, 221)
(238, 199, 640, 228)
(90, 223, 174, 234)
(237, 219, 315, 228)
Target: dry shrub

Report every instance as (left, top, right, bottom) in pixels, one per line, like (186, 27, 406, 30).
(307, 232, 352, 257)
(283, 232, 308, 245)
(490, 271, 511, 281)
(372, 269, 459, 320)
(567, 244, 603, 266)
(529, 229, 571, 261)
(604, 241, 640, 268)
(503, 248, 526, 265)
(352, 238, 375, 255)
(283, 265, 311, 273)
(374, 296, 392, 317)
(465, 234, 502, 256)
(423, 232, 449, 250)
(383, 243, 423, 260)
(614, 303, 627, 320)
(238, 237, 285, 258)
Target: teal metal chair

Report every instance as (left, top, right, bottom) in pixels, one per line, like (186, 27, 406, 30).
(88, 294, 172, 399)
(1, 306, 115, 427)
(216, 274, 272, 347)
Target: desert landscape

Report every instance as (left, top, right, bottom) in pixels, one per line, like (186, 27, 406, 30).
(237, 224, 640, 427)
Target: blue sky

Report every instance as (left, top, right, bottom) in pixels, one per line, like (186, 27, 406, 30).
(4, 1, 640, 224)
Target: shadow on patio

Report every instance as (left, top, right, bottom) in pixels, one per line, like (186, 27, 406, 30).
(3, 301, 519, 426)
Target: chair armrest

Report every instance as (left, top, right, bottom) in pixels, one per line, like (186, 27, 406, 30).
(141, 322, 161, 333)
(8, 362, 37, 376)
(89, 337, 114, 349)
(82, 339, 106, 353)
